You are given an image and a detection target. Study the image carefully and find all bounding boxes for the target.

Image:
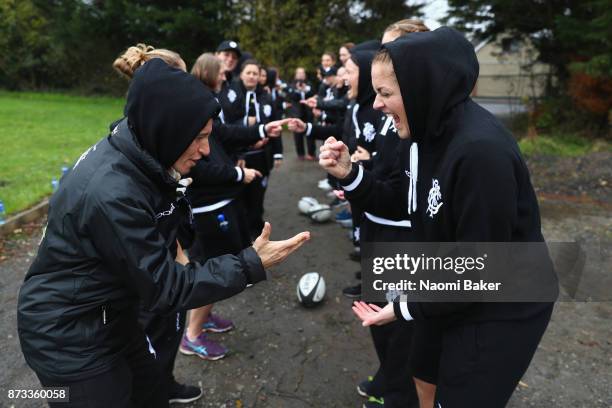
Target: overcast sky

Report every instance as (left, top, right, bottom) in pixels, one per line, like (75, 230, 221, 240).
(419, 0, 449, 30)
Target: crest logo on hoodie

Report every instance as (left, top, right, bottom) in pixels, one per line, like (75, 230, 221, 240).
(426, 179, 443, 218)
(227, 89, 237, 103)
(362, 122, 376, 143)
(263, 104, 272, 117)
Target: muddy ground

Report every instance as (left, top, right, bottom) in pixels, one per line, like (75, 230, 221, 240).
(1, 136, 610, 408)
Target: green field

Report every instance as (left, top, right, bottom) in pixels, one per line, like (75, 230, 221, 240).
(0, 91, 608, 217)
(0, 92, 123, 215)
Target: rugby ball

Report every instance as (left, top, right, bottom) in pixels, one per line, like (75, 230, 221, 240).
(308, 204, 332, 223)
(297, 272, 326, 307)
(298, 197, 319, 214)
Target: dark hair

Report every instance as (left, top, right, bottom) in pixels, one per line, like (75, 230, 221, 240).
(322, 51, 336, 62)
(341, 42, 355, 51)
(240, 58, 260, 72)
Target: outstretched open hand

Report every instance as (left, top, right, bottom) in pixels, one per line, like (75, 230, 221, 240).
(351, 301, 397, 327)
(253, 222, 310, 269)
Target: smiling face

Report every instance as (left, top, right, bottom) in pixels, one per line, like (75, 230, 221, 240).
(345, 58, 359, 100)
(371, 60, 410, 139)
(339, 47, 351, 65)
(295, 67, 306, 81)
(259, 68, 268, 85)
(240, 63, 260, 90)
(321, 54, 334, 69)
(172, 119, 213, 175)
(217, 50, 239, 73)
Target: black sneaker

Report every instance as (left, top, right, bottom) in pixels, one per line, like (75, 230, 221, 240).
(349, 250, 361, 262)
(168, 381, 203, 404)
(357, 375, 374, 398)
(342, 284, 361, 299)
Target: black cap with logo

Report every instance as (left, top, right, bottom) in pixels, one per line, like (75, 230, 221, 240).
(216, 40, 242, 58)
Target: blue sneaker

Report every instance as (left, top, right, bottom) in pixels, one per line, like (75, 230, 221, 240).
(179, 333, 227, 361)
(335, 209, 351, 221)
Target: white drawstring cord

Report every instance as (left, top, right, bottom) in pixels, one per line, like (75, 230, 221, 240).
(352, 103, 360, 139)
(408, 142, 418, 214)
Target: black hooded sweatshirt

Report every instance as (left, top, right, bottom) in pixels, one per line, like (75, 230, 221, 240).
(340, 27, 553, 323)
(349, 49, 386, 155)
(17, 59, 267, 382)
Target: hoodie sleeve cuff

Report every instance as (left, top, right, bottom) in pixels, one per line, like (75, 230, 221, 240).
(341, 163, 363, 192)
(393, 295, 415, 321)
(305, 122, 313, 137)
(258, 124, 267, 139)
(239, 246, 268, 284)
(235, 167, 243, 182)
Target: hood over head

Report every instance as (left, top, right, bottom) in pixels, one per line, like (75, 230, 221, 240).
(352, 39, 382, 53)
(125, 58, 220, 168)
(382, 27, 478, 147)
(351, 49, 377, 106)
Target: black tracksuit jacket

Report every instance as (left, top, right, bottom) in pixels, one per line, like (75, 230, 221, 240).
(17, 62, 266, 382)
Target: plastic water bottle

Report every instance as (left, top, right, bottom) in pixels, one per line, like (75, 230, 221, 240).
(51, 177, 59, 192)
(61, 166, 69, 177)
(217, 213, 229, 232)
(0, 200, 6, 225)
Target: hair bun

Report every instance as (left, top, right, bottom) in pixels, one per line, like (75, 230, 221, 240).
(113, 44, 154, 79)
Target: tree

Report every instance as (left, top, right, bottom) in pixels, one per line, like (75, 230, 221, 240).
(233, 0, 423, 80)
(0, 0, 53, 89)
(445, 0, 612, 127)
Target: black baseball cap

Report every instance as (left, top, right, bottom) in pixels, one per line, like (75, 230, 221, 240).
(216, 40, 242, 58)
(322, 66, 338, 77)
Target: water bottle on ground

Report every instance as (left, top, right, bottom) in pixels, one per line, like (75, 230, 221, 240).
(217, 213, 229, 232)
(0, 200, 6, 225)
(51, 178, 59, 192)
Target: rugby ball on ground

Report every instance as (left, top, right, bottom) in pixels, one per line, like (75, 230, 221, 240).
(308, 204, 332, 223)
(298, 197, 319, 214)
(297, 272, 326, 307)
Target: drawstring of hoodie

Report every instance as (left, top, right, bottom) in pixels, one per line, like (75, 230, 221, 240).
(408, 142, 418, 214)
(243, 91, 261, 126)
(352, 103, 360, 139)
(214, 97, 226, 124)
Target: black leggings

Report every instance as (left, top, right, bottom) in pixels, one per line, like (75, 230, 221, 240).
(361, 218, 418, 407)
(36, 336, 167, 408)
(293, 132, 316, 157)
(434, 305, 554, 407)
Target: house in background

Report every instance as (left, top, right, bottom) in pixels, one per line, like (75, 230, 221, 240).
(472, 37, 551, 100)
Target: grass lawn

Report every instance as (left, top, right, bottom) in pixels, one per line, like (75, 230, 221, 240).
(0, 91, 124, 215)
(518, 132, 611, 157)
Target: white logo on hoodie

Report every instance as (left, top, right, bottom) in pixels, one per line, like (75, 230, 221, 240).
(263, 104, 272, 117)
(227, 89, 237, 103)
(426, 179, 443, 218)
(362, 122, 376, 142)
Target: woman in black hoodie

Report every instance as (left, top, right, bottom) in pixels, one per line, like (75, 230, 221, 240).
(18, 58, 310, 408)
(321, 27, 555, 407)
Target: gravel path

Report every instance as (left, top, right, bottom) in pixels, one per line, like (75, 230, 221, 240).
(1, 137, 610, 407)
